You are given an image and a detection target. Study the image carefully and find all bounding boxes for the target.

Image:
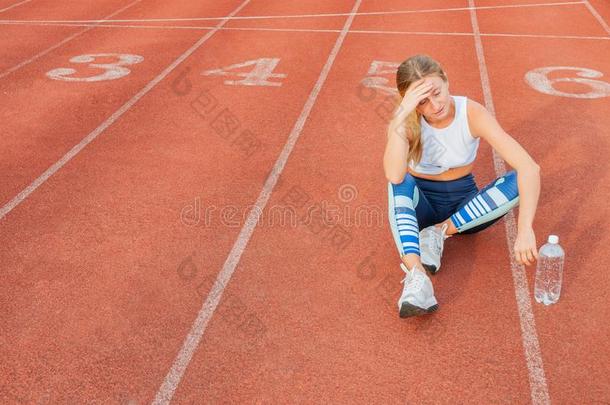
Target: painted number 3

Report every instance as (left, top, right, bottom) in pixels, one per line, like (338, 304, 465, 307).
(46, 53, 144, 82)
(525, 66, 610, 99)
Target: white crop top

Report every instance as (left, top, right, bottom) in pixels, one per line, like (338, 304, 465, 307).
(408, 95, 480, 175)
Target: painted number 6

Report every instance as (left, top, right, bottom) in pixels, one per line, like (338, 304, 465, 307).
(525, 66, 610, 99)
(46, 53, 144, 82)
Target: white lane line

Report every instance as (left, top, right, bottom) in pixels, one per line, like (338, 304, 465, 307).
(468, 2, 551, 405)
(478, 31, 608, 40)
(354, 29, 609, 41)
(1, 20, 608, 41)
(583, 0, 610, 35)
(0, 20, 341, 32)
(0, 0, 249, 221)
(0, 1, 584, 24)
(0, 0, 141, 80)
(0, 0, 32, 13)
(151, 0, 362, 403)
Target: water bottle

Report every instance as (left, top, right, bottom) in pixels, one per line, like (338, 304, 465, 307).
(534, 235, 565, 305)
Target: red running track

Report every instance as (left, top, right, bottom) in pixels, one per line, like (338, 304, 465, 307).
(1, 0, 609, 403)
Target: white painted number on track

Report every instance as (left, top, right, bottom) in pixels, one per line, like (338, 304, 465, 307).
(46, 53, 144, 82)
(525, 66, 610, 99)
(360, 60, 401, 96)
(201, 58, 286, 87)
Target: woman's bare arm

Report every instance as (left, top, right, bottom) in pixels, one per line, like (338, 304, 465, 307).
(468, 99, 541, 265)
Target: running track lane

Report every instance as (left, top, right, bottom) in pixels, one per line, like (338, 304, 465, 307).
(166, 2, 531, 403)
(0, 1, 355, 403)
(0, 0, 142, 76)
(166, 0, 608, 403)
(0, 0, 241, 208)
(0, 0, 135, 71)
(223, 0, 360, 31)
(1, 0, 595, 400)
(478, 24, 610, 403)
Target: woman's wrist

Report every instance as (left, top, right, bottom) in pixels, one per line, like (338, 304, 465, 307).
(517, 221, 533, 233)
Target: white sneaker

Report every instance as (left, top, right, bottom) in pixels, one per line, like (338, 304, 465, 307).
(397, 263, 439, 318)
(420, 223, 450, 275)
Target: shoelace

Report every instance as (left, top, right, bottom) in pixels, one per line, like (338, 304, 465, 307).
(401, 268, 424, 291)
(425, 225, 448, 256)
(425, 230, 442, 256)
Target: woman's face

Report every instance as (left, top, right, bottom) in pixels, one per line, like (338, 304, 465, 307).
(415, 75, 451, 123)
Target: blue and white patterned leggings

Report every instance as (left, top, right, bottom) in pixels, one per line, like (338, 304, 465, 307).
(387, 171, 519, 257)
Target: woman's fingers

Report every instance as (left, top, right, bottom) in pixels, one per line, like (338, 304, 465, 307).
(418, 85, 434, 96)
(525, 250, 535, 265)
(515, 249, 524, 265)
(409, 78, 426, 89)
(532, 246, 539, 260)
(401, 79, 434, 110)
(409, 78, 433, 93)
(515, 249, 536, 266)
(406, 79, 424, 93)
(412, 83, 433, 100)
(416, 81, 433, 92)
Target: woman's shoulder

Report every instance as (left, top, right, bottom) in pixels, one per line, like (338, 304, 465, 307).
(465, 98, 490, 139)
(453, 94, 477, 108)
(461, 96, 486, 111)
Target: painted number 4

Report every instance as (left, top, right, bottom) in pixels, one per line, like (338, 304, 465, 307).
(201, 58, 286, 87)
(46, 53, 144, 82)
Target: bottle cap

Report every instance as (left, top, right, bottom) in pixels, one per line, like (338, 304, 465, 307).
(548, 235, 559, 244)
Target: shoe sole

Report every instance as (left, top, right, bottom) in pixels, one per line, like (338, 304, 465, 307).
(399, 302, 439, 318)
(422, 263, 439, 275)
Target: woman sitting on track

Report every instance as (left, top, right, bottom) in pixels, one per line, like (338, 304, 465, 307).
(384, 54, 541, 318)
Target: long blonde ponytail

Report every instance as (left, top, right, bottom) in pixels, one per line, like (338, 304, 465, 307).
(405, 109, 422, 167)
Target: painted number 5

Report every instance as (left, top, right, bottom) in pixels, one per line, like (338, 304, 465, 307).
(525, 66, 610, 99)
(46, 53, 144, 82)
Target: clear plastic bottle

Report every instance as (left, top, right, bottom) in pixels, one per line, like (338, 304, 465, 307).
(534, 235, 565, 305)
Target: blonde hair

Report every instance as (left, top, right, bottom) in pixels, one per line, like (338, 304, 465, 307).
(395, 54, 448, 167)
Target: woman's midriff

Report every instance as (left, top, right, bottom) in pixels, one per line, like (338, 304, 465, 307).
(408, 162, 475, 181)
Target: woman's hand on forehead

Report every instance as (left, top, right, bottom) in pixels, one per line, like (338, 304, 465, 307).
(408, 78, 433, 92)
(423, 76, 441, 87)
